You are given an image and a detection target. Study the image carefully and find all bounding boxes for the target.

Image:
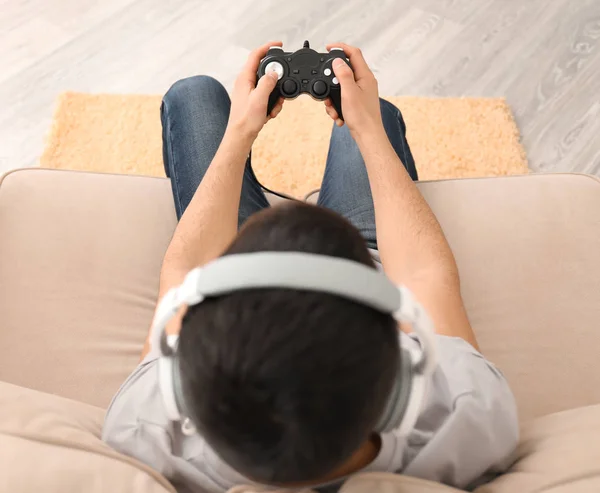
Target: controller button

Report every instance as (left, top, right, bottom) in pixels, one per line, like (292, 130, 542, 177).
(268, 46, 283, 51)
(330, 47, 344, 52)
(311, 69, 318, 75)
(332, 77, 339, 85)
(282, 79, 298, 96)
(324, 68, 332, 76)
(302, 79, 309, 84)
(312, 80, 327, 96)
(264, 61, 284, 80)
(293, 69, 299, 74)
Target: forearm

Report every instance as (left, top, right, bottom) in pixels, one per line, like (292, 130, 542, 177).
(160, 127, 253, 294)
(356, 128, 478, 348)
(356, 129, 457, 281)
(141, 41, 283, 361)
(142, 128, 253, 359)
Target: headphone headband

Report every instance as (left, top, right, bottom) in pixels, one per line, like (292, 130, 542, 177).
(151, 252, 437, 436)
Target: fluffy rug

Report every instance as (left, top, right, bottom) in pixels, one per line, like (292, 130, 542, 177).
(41, 93, 528, 198)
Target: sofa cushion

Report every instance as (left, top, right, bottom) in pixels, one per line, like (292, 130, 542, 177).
(341, 474, 464, 493)
(474, 404, 600, 493)
(226, 473, 462, 493)
(0, 381, 174, 493)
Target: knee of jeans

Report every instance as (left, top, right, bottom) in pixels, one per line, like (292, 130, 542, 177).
(379, 98, 400, 118)
(163, 75, 226, 105)
(379, 98, 407, 132)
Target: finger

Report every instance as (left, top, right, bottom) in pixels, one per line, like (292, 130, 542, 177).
(326, 43, 372, 80)
(332, 58, 357, 89)
(336, 118, 344, 127)
(270, 100, 284, 118)
(253, 71, 279, 103)
(324, 98, 332, 107)
(271, 104, 283, 117)
(240, 40, 283, 85)
(271, 103, 283, 119)
(325, 105, 339, 121)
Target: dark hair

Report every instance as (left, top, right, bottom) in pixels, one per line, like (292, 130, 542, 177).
(178, 202, 399, 483)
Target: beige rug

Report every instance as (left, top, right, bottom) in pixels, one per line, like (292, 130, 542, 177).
(41, 92, 528, 198)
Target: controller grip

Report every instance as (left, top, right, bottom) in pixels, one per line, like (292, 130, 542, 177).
(266, 88, 281, 116)
(329, 90, 344, 122)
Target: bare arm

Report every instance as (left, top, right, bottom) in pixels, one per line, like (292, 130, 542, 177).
(326, 43, 478, 349)
(141, 42, 284, 359)
(158, 131, 252, 297)
(355, 130, 478, 349)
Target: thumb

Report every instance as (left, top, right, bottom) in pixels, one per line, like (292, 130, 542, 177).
(332, 58, 355, 88)
(254, 71, 279, 100)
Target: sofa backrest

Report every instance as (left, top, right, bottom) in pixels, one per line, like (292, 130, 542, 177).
(1, 169, 599, 421)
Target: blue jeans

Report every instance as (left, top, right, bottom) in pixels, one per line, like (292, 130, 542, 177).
(161, 76, 417, 250)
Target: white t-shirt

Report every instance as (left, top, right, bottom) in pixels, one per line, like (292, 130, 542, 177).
(103, 332, 518, 493)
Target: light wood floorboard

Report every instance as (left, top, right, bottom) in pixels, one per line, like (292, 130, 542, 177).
(1, 0, 599, 175)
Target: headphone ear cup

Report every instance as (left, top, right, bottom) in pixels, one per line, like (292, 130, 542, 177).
(375, 348, 413, 433)
(375, 337, 434, 435)
(158, 350, 183, 421)
(394, 370, 427, 436)
(157, 334, 198, 434)
(376, 286, 438, 435)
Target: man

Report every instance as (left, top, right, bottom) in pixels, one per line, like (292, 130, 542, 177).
(103, 41, 518, 492)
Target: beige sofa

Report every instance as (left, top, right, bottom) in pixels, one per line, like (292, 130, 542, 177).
(1, 168, 600, 493)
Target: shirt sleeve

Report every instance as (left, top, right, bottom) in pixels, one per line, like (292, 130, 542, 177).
(401, 335, 519, 489)
(101, 354, 177, 477)
(103, 354, 246, 493)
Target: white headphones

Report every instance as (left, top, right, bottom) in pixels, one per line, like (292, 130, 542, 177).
(150, 252, 438, 437)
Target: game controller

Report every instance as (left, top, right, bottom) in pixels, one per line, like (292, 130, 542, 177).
(257, 41, 351, 121)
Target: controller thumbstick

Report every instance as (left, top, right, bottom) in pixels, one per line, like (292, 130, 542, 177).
(312, 80, 327, 96)
(282, 79, 298, 96)
(264, 61, 284, 80)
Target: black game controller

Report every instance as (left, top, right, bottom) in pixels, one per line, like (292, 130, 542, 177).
(257, 41, 351, 121)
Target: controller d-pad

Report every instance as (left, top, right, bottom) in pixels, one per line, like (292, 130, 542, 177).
(312, 80, 327, 96)
(281, 79, 298, 96)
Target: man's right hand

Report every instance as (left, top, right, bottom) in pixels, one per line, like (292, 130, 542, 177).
(228, 41, 285, 141)
(324, 43, 384, 140)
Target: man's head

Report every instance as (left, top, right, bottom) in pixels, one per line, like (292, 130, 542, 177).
(178, 202, 399, 483)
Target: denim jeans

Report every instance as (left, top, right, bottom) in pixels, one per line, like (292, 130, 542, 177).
(161, 76, 417, 250)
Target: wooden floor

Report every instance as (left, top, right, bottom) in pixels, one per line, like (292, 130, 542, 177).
(1, 0, 599, 176)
